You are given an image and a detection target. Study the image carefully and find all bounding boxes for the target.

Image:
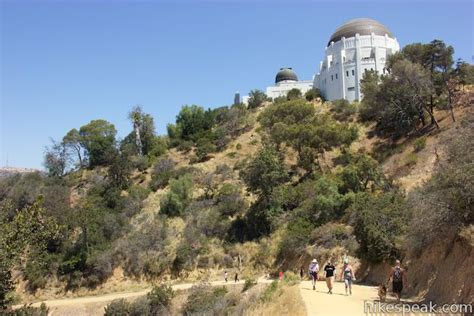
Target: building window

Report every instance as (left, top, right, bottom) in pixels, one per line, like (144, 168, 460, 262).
(348, 87, 355, 91)
(335, 73, 338, 79)
(352, 69, 355, 76)
(346, 71, 349, 77)
(331, 75, 333, 81)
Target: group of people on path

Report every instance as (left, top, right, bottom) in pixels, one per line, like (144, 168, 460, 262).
(302, 257, 407, 301)
(304, 257, 354, 295)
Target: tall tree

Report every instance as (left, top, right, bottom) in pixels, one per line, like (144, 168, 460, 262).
(128, 105, 144, 156)
(44, 139, 69, 177)
(247, 90, 267, 109)
(63, 128, 84, 168)
(376, 59, 433, 138)
(240, 144, 288, 198)
(79, 120, 117, 167)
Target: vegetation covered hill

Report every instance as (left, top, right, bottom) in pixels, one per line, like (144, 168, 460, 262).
(1, 39, 473, 313)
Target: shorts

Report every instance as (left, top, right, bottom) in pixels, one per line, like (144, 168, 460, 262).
(326, 276, 334, 289)
(393, 281, 403, 294)
(344, 277, 352, 287)
(310, 272, 318, 280)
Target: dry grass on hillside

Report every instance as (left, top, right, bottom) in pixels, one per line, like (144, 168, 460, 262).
(248, 284, 306, 316)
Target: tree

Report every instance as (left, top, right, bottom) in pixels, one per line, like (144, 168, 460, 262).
(425, 40, 454, 124)
(247, 90, 267, 109)
(63, 128, 85, 168)
(125, 106, 161, 157)
(305, 88, 323, 101)
(0, 199, 62, 308)
(160, 174, 193, 217)
(339, 153, 384, 193)
(286, 88, 302, 100)
(388, 40, 455, 126)
(172, 105, 215, 141)
(108, 151, 132, 189)
(128, 105, 144, 156)
(239, 145, 287, 198)
(350, 191, 407, 263)
(43, 139, 69, 177)
(359, 70, 381, 121)
(376, 59, 434, 138)
(408, 116, 473, 251)
(79, 120, 117, 167)
(259, 99, 358, 173)
(453, 59, 474, 86)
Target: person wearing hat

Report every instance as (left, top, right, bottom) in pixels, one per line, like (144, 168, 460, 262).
(339, 258, 355, 295)
(308, 259, 319, 290)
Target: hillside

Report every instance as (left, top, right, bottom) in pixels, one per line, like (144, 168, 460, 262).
(1, 53, 473, 314)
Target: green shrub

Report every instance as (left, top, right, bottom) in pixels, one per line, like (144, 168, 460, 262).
(283, 271, 300, 285)
(4, 303, 49, 316)
(311, 223, 359, 255)
(277, 217, 314, 261)
(104, 299, 130, 316)
(260, 280, 280, 302)
(304, 88, 323, 101)
(132, 155, 150, 172)
(405, 153, 418, 167)
(330, 99, 357, 121)
(182, 283, 228, 315)
(177, 140, 194, 153)
(286, 88, 302, 100)
(226, 152, 237, 159)
(147, 284, 174, 311)
(247, 90, 268, 109)
(236, 143, 242, 150)
(159, 174, 193, 217)
(413, 137, 427, 152)
(350, 191, 408, 263)
(242, 278, 257, 292)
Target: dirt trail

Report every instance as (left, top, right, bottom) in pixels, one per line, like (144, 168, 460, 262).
(15, 278, 273, 316)
(299, 280, 380, 315)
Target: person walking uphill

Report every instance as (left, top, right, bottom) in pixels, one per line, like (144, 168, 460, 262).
(340, 258, 355, 296)
(324, 260, 336, 294)
(387, 260, 407, 303)
(308, 259, 319, 290)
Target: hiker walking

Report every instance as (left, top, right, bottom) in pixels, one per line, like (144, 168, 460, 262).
(300, 267, 304, 279)
(234, 272, 239, 283)
(224, 271, 228, 282)
(308, 259, 319, 290)
(340, 258, 354, 296)
(324, 260, 336, 294)
(387, 260, 407, 303)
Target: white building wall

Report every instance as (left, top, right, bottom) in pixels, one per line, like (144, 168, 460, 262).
(266, 80, 313, 100)
(314, 33, 400, 103)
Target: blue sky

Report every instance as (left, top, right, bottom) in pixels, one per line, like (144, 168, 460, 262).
(1, 0, 473, 169)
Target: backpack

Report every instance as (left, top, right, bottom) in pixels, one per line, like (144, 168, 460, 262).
(393, 267, 402, 282)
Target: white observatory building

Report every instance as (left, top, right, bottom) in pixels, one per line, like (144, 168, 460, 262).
(313, 18, 400, 102)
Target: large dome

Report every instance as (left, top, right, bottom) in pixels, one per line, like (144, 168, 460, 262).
(328, 18, 393, 46)
(275, 67, 298, 84)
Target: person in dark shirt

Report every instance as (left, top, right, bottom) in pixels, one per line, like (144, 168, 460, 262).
(324, 260, 336, 294)
(387, 259, 407, 303)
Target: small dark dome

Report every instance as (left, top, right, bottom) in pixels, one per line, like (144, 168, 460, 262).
(275, 67, 298, 84)
(328, 18, 393, 46)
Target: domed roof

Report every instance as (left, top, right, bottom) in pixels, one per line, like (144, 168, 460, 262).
(328, 18, 393, 46)
(275, 68, 298, 84)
